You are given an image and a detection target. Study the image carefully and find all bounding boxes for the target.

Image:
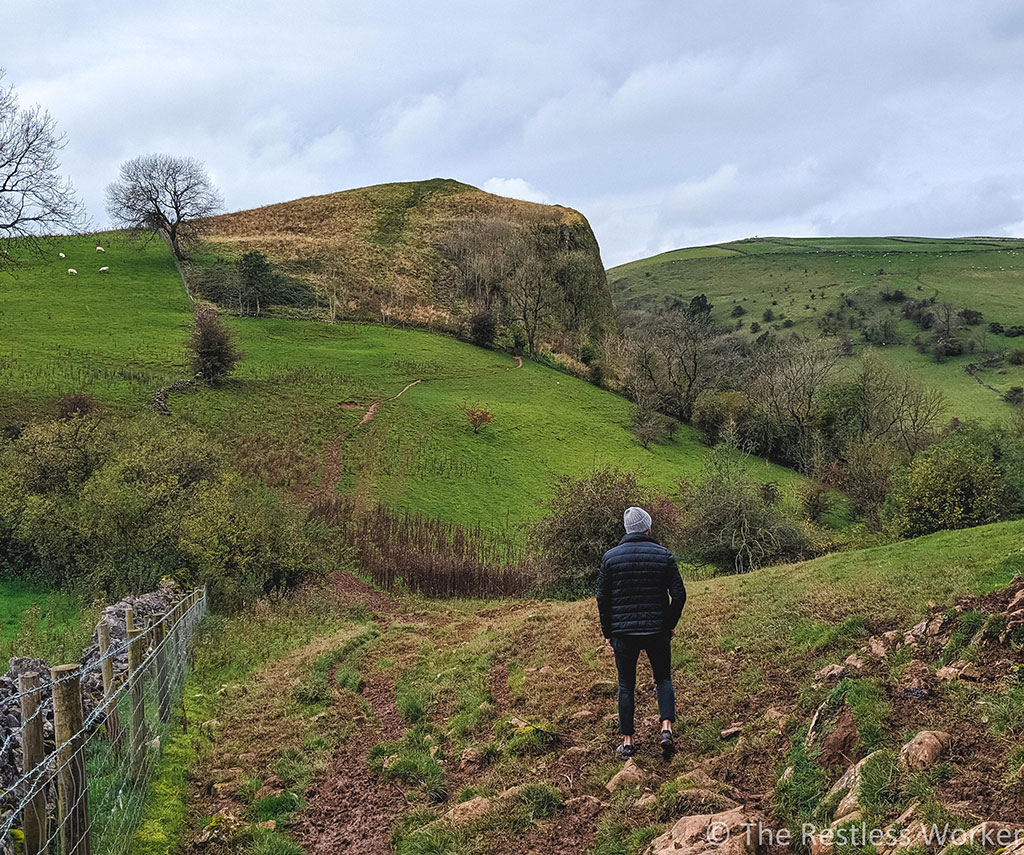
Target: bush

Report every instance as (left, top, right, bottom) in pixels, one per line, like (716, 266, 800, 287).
(462, 407, 493, 434)
(730, 304, 746, 318)
(884, 431, 1016, 538)
(677, 444, 812, 574)
(55, 392, 104, 420)
(468, 308, 497, 347)
(798, 483, 834, 523)
(989, 322, 1005, 334)
(1009, 349, 1024, 366)
(691, 390, 752, 445)
(188, 308, 241, 385)
(1005, 387, 1024, 406)
(763, 308, 775, 323)
(0, 415, 318, 609)
(532, 467, 681, 593)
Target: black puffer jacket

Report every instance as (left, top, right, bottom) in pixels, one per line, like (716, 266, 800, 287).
(597, 533, 687, 637)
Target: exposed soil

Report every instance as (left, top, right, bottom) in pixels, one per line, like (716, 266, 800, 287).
(296, 675, 409, 855)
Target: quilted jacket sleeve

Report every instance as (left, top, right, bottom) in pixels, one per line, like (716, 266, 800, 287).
(596, 554, 613, 639)
(664, 554, 687, 632)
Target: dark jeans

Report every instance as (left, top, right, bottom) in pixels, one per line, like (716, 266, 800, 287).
(611, 633, 675, 736)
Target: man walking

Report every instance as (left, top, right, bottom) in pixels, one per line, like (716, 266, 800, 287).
(597, 506, 687, 759)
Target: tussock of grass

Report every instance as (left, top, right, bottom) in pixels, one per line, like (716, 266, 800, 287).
(369, 725, 447, 801)
(591, 816, 663, 855)
(827, 679, 891, 752)
(772, 734, 830, 832)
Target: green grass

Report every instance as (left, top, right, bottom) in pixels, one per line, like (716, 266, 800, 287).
(0, 579, 96, 669)
(0, 233, 801, 536)
(610, 235, 1024, 420)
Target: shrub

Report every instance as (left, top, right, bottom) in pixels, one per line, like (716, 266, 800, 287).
(990, 322, 1005, 334)
(1006, 326, 1024, 338)
(55, 392, 104, 420)
(578, 341, 597, 365)
(1004, 387, 1024, 405)
(1009, 349, 1024, 366)
(677, 444, 812, 574)
(730, 304, 746, 317)
(959, 308, 983, 325)
(763, 308, 775, 323)
(532, 466, 681, 593)
(462, 407, 493, 434)
(691, 390, 751, 445)
(188, 308, 240, 385)
(0, 416, 317, 609)
(468, 308, 497, 347)
(884, 431, 1016, 537)
(750, 321, 761, 333)
(798, 483, 833, 523)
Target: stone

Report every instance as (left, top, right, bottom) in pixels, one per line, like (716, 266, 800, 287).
(936, 661, 982, 682)
(815, 663, 847, 683)
(899, 731, 952, 772)
(442, 795, 494, 824)
(644, 808, 757, 855)
(607, 758, 646, 792)
(826, 751, 884, 822)
(636, 791, 658, 808)
(720, 723, 743, 739)
(570, 709, 596, 725)
(844, 653, 866, 671)
(866, 636, 888, 660)
(460, 746, 484, 769)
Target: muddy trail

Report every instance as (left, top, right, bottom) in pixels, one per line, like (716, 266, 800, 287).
(296, 674, 407, 854)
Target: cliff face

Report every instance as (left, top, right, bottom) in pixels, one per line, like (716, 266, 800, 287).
(195, 178, 614, 348)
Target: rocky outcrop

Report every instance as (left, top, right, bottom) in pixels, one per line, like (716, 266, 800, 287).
(644, 808, 758, 855)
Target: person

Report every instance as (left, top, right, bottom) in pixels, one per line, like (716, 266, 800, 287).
(597, 506, 687, 759)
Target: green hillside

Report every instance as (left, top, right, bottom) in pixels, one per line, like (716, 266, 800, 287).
(609, 236, 1024, 419)
(0, 234, 798, 533)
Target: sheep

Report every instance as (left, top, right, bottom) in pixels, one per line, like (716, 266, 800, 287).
(59, 252, 65, 258)
(99, 266, 109, 273)
(96, 246, 105, 253)
(67, 268, 78, 275)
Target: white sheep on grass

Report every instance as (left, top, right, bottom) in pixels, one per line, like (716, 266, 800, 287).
(99, 266, 109, 273)
(96, 245, 105, 253)
(67, 268, 77, 275)
(59, 252, 65, 258)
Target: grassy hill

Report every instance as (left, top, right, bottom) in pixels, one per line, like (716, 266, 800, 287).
(0, 235, 798, 534)
(609, 236, 1024, 419)
(191, 178, 614, 350)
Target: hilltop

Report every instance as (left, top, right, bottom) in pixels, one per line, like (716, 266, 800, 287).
(609, 236, 1024, 419)
(191, 178, 614, 352)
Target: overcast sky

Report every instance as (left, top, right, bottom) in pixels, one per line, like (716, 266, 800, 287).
(5, 1, 1024, 266)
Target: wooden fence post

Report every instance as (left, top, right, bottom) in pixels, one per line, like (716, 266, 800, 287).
(151, 613, 170, 723)
(51, 664, 91, 855)
(17, 672, 47, 855)
(97, 620, 124, 750)
(127, 627, 147, 783)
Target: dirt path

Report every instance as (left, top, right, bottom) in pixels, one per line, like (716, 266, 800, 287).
(296, 672, 408, 855)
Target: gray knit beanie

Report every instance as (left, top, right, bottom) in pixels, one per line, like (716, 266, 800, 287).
(623, 506, 653, 534)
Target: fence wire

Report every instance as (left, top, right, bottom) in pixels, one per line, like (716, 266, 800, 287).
(1, 589, 207, 855)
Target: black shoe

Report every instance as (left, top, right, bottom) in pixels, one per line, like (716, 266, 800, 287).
(660, 729, 675, 756)
(616, 742, 635, 759)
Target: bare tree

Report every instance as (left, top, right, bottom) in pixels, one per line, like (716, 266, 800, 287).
(105, 153, 222, 261)
(0, 70, 84, 267)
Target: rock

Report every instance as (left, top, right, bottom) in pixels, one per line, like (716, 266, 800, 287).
(193, 810, 243, 847)
(926, 617, 945, 637)
(644, 808, 757, 855)
(826, 751, 884, 822)
(815, 663, 847, 683)
(952, 821, 1024, 852)
(636, 791, 658, 808)
(899, 731, 952, 772)
(538, 665, 553, 674)
(460, 746, 484, 769)
(936, 661, 982, 682)
(720, 723, 743, 739)
(442, 795, 494, 825)
(607, 757, 646, 793)
(570, 709, 596, 725)
(866, 636, 888, 660)
(844, 653, 866, 671)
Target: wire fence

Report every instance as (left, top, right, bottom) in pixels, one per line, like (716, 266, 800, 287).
(1, 588, 207, 855)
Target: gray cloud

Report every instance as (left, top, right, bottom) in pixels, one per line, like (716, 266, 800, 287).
(3, 0, 1023, 266)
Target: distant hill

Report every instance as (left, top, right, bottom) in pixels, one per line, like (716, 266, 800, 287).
(609, 236, 1024, 420)
(191, 178, 614, 352)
